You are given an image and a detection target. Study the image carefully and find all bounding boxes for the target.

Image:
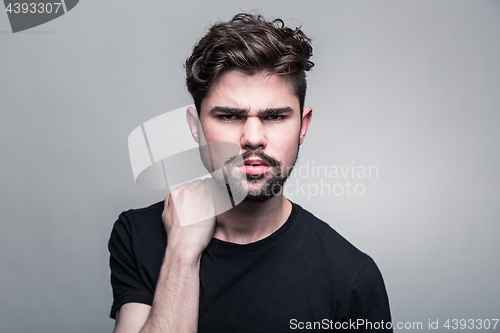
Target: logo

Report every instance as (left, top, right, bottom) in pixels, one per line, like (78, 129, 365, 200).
(128, 106, 248, 224)
(3, 0, 79, 33)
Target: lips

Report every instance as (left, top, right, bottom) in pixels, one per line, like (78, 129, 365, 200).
(241, 159, 270, 175)
(244, 159, 270, 167)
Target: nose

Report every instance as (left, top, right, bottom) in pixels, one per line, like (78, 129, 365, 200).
(240, 116, 267, 150)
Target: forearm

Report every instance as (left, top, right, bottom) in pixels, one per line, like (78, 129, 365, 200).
(139, 247, 201, 333)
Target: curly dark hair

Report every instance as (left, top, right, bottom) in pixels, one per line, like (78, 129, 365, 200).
(185, 13, 314, 115)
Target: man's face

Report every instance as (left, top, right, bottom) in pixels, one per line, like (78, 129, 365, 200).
(189, 70, 312, 202)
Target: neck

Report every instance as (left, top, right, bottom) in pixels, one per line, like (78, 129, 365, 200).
(213, 194, 292, 244)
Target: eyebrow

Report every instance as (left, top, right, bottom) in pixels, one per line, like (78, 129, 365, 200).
(208, 106, 294, 116)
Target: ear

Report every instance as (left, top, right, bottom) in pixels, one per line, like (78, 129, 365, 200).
(186, 106, 201, 143)
(299, 106, 313, 145)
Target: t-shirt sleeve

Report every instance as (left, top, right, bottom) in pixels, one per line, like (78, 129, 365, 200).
(341, 256, 393, 332)
(108, 212, 154, 319)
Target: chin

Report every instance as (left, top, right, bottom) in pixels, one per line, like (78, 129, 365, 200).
(243, 181, 284, 203)
(243, 193, 275, 203)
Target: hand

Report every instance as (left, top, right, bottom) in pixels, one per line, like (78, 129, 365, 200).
(162, 179, 217, 261)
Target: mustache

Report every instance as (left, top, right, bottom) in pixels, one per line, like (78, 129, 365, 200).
(225, 150, 281, 168)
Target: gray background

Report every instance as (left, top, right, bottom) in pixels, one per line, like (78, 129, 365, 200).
(1, 0, 499, 332)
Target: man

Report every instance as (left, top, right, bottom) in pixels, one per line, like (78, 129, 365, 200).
(109, 13, 392, 332)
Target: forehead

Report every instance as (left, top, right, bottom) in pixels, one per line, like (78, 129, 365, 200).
(200, 70, 300, 115)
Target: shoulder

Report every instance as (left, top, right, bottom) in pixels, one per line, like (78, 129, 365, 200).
(291, 202, 375, 277)
(293, 203, 366, 258)
(109, 200, 166, 249)
(291, 203, 391, 318)
(112, 201, 164, 231)
(118, 200, 165, 223)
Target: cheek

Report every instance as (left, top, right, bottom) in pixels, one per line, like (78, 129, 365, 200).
(272, 131, 300, 162)
(199, 119, 227, 142)
(205, 129, 235, 144)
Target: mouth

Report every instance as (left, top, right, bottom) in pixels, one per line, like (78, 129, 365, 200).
(241, 159, 270, 176)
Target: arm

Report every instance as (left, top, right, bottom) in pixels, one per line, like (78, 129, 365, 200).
(113, 180, 216, 333)
(113, 241, 206, 333)
(138, 242, 203, 333)
(113, 303, 151, 333)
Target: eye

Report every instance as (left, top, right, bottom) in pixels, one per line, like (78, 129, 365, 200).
(265, 115, 286, 121)
(218, 114, 239, 122)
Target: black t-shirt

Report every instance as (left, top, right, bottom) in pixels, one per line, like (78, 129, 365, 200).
(109, 201, 392, 332)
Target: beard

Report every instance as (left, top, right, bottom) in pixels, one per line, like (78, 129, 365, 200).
(224, 146, 300, 203)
